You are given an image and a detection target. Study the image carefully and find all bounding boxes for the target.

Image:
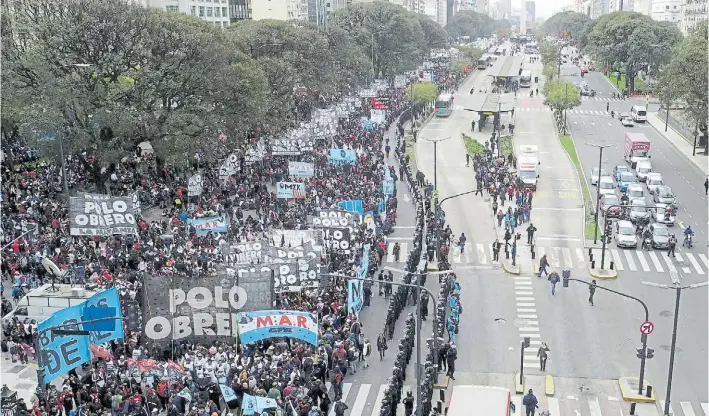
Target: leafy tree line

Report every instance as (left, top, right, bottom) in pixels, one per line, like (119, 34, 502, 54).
(1, 0, 506, 172)
(539, 10, 706, 139)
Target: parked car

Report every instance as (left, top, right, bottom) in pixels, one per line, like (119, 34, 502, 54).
(627, 183, 645, 199)
(628, 198, 650, 223)
(653, 185, 676, 205)
(646, 173, 664, 194)
(617, 171, 637, 192)
(651, 203, 676, 226)
(615, 220, 638, 248)
(649, 223, 671, 249)
(590, 167, 609, 186)
(598, 176, 615, 195)
(601, 194, 622, 218)
(635, 161, 652, 182)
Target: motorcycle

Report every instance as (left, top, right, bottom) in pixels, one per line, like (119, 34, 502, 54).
(684, 233, 693, 248)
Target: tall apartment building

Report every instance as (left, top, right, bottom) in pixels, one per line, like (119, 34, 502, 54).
(679, 0, 708, 34)
(131, 0, 231, 26)
(651, 0, 681, 23)
(633, 0, 652, 15)
(228, 0, 249, 21)
(250, 0, 289, 19)
(525, 1, 535, 26)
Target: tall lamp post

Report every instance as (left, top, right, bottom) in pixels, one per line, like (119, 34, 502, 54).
(421, 136, 451, 257)
(588, 143, 613, 244)
(642, 274, 709, 416)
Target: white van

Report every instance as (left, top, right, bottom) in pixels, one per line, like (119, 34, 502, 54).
(635, 161, 652, 182)
(630, 105, 647, 122)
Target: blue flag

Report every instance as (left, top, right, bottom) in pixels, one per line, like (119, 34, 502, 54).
(219, 384, 238, 402)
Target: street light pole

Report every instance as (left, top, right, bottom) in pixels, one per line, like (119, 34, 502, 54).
(642, 275, 709, 416)
(422, 137, 451, 259)
(588, 143, 612, 245)
(561, 276, 651, 394)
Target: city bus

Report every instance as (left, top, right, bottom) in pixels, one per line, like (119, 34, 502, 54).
(446, 385, 513, 416)
(435, 93, 454, 117)
(520, 70, 532, 88)
(476, 55, 491, 70)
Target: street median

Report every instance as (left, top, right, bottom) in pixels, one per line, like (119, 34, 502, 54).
(558, 135, 597, 243)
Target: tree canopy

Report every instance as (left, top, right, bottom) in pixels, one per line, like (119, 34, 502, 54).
(1, 0, 455, 174)
(543, 80, 581, 112)
(583, 12, 682, 93)
(656, 20, 708, 138)
(406, 81, 439, 105)
(540, 11, 593, 47)
(445, 10, 510, 40)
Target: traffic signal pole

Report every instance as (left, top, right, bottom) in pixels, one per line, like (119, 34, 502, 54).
(561, 276, 651, 395)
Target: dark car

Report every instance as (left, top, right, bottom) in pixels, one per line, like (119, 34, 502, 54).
(649, 223, 670, 249)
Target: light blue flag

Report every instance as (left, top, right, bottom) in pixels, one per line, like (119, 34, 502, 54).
(219, 384, 238, 402)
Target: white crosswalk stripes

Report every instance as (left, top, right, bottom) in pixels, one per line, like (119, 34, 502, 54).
(384, 242, 709, 274)
(547, 397, 561, 416)
(580, 96, 626, 102)
(349, 384, 371, 416)
(514, 275, 541, 369)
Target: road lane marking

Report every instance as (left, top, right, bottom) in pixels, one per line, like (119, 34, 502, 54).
(649, 252, 665, 272)
(662, 254, 678, 274)
(563, 248, 573, 268)
(516, 297, 536, 301)
(349, 383, 371, 416)
(519, 333, 540, 337)
(477, 243, 487, 264)
(371, 384, 388, 416)
(588, 397, 603, 416)
(518, 314, 538, 319)
(328, 383, 352, 416)
(611, 250, 624, 270)
(576, 248, 586, 265)
(517, 308, 537, 313)
(624, 251, 637, 271)
(517, 303, 536, 307)
(700, 254, 709, 269)
(687, 254, 707, 274)
(659, 401, 676, 416)
(636, 251, 651, 271)
(681, 402, 697, 416)
(547, 397, 561, 416)
(676, 253, 685, 263)
(701, 402, 708, 416)
(519, 327, 540, 332)
(550, 247, 561, 267)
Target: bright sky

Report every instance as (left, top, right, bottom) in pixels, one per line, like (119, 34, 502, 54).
(511, 0, 573, 20)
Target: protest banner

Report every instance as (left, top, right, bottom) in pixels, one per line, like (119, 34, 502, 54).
(322, 228, 351, 252)
(69, 194, 137, 236)
(236, 310, 318, 345)
(338, 199, 364, 215)
(219, 154, 239, 180)
(187, 217, 227, 234)
(227, 241, 264, 265)
(276, 182, 306, 199)
(312, 209, 361, 230)
(188, 173, 203, 196)
(328, 149, 357, 164)
(287, 161, 315, 177)
(270, 138, 314, 156)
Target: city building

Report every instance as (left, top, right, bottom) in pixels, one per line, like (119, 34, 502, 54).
(679, 0, 708, 34)
(131, 0, 232, 26)
(633, 0, 652, 15)
(524, 1, 535, 31)
(651, 0, 681, 23)
(228, 0, 249, 21)
(250, 0, 289, 20)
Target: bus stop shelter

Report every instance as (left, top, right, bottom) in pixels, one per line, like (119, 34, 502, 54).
(465, 93, 515, 131)
(487, 56, 525, 90)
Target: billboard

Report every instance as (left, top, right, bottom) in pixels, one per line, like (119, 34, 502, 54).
(69, 193, 138, 236)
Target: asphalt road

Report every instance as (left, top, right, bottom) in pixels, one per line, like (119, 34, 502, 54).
(561, 64, 709, 412)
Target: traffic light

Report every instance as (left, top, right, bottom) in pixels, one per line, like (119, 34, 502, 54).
(636, 347, 655, 359)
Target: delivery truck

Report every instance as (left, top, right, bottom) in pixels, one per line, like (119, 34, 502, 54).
(446, 385, 513, 416)
(624, 132, 651, 168)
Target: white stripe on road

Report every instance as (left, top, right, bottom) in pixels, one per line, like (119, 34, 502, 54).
(550, 247, 561, 267)
(649, 252, 665, 272)
(328, 383, 352, 416)
(699, 254, 709, 269)
(676, 253, 685, 263)
(547, 397, 561, 416)
(563, 248, 573, 268)
(611, 250, 624, 271)
(636, 251, 651, 272)
(517, 303, 536, 307)
(517, 308, 537, 313)
(624, 250, 637, 271)
(477, 243, 487, 264)
(515, 291, 534, 296)
(518, 314, 538, 319)
(516, 281, 533, 286)
(519, 327, 540, 332)
(681, 402, 697, 416)
(349, 383, 371, 416)
(371, 384, 388, 416)
(519, 333, 541, 338)
(516, 297, 536, 301)
(576, 248, 586, 265)
(387, 243, 395, 263)
(701, 402, 708, 416)
(662, 253, 678, 274)
(588, 397, 603, 416)
(659, 401, 676, 416)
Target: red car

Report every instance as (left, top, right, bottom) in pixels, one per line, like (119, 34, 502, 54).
(600, 194, 622, 218)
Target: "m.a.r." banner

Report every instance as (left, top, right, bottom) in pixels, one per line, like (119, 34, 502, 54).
(236, 310, 318, 346)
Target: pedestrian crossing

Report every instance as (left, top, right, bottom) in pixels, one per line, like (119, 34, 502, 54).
(385, 242, 709, 274)
(514, 107, 617, 117)
(514, 275, 543, 369)
(581, 96, 630, 102)
(319, 380, 708, 416)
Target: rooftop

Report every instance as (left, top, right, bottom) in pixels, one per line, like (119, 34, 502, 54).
(466, 93, 515, 113)
(488, 55, 526, 78)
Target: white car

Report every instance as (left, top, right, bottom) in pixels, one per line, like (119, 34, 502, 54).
(621, 116, 635, 127)
(635, 161, 652, 182)
(651, 203, 676, 226)
(615, 220, 638, 248)
(627, 183, 645, 199)
(646, 173, 664, 194)
(598, 176, 615, 196)
(590, 167, 609, 185)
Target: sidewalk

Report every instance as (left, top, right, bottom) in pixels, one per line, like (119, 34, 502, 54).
(647, 112, 708, 174)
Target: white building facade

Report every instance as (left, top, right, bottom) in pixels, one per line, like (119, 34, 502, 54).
(133, 0, 231, 26)
(651, 0, 681, 23)
(679, 0, 708, 34)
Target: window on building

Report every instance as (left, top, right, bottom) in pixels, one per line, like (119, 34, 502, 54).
(207, 7, 213, 16)
(165, 5, 179, 12)
(190, 5, 196, 14)
(215, 7, 220, 16)
(222, 7, 227, 16)
(199, 6, 205, 16)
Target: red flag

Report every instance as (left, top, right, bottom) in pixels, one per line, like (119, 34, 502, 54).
(371, 97, 386, 110)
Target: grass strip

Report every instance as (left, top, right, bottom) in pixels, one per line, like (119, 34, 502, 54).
(559, 135, 597, 239)
(461, 133, 485, 155)
(499, 135, 514, 160)
(605, 72, 646, 91)
(405, 135, 418, 174)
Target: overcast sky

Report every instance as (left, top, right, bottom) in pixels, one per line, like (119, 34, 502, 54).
(511, 0, 570, 20)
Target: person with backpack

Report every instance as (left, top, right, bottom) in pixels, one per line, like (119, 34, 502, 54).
(522, 389, 538, 416)
(332, 368, 344, 401)
(333, 399, 348, 416)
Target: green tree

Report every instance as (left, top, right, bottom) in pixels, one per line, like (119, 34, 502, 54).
(445, 10, 508, 40)
(542, 63, 557, 81)
(543, 80, 581, 112)
(455, 45, 483, 70)
(657, 20, 708, 143)
(540, 11, 593, 46)
(539, 41, 559, 66)
(331, 2, 426, 78)
(585, 12, 682, 94)
(406, 81, 438, 105)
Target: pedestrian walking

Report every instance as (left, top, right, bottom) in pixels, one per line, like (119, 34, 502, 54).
(522, 389, 539, 416)
(589, 279, 597, 306)
(466, 153, 470, 167)
(538, 254, 549, 277)
(362, 339, 371, 368)
(668, 235, 677, 257)
(446, 345, 457, 380)
(377, 333, 387, 360)
(492, 239, 501, 262)
(537, 342, 549, 371)
(704, 178, 708, 195)
(526, 223, 537, 244)
(549, 271, 560, 295)
(458, 233, 467, 254)
(606, 102, 610, 112)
